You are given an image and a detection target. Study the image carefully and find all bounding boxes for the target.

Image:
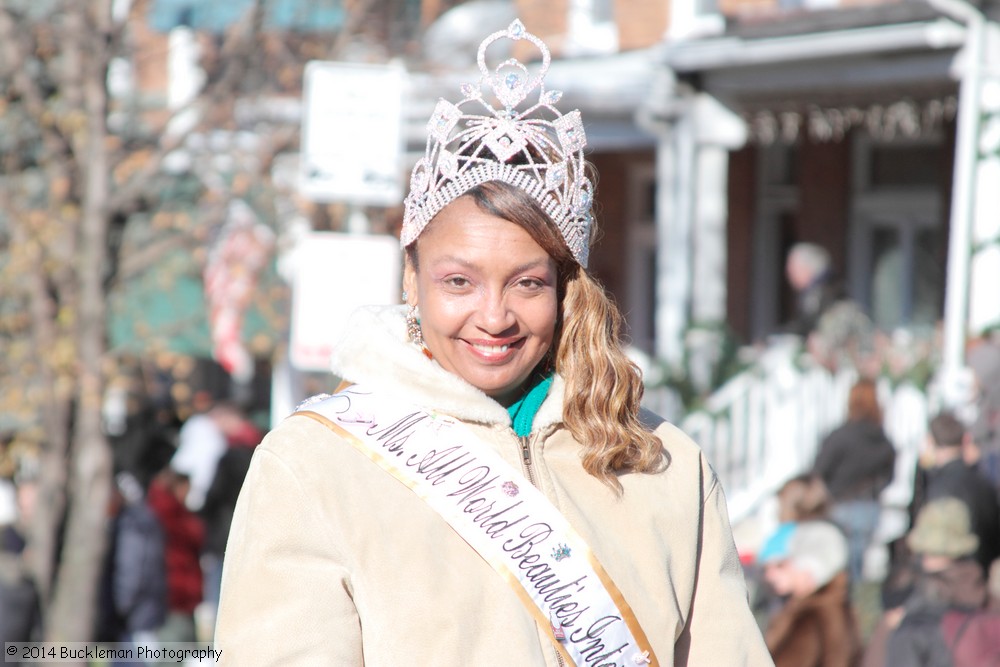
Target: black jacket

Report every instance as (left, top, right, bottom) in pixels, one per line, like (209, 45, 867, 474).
(201, 445, 256, 557)
(97, 501, 167, 640)
(814, 419, 896, 502)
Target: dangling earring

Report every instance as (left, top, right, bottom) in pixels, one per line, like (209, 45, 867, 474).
(403, 291, 432, 358)
(406, 303, 424, 348)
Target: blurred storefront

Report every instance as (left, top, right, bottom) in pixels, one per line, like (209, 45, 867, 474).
(644, 0, 1000, 375)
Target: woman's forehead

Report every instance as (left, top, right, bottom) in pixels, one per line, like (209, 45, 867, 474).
(417, 227, 555, 268)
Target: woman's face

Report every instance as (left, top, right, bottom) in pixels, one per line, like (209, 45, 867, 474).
(764, 560, 816, 599)
(404, 196, 559, 406)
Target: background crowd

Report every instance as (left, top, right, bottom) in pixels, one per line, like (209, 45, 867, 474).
(0, 392, 260, 663)
(745, 335, 1000, 666)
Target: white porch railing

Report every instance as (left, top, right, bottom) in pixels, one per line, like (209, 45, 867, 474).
(642, 345, 936, 551)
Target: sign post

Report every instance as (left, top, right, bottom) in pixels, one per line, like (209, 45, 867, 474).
(288, 232, 402, 373)
(275, 61, 406, 421)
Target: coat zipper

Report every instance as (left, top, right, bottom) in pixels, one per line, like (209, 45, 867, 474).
(519, 434, 537, 486)
(517, 432, 566, 667)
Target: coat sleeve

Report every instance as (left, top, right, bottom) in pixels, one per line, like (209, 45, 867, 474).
(675, 457, 775, 667)
(213, 446, 362, 666)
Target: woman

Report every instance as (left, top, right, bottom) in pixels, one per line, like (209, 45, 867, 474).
(214, 21, 770, 666)
(813, 379, 896, 585)
(762, 521, 861, 667)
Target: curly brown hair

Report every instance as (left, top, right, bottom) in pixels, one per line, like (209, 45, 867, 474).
(408, 180, 664, 490)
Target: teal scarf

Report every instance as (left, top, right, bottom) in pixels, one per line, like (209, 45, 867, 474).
(506, 374, 554, 437)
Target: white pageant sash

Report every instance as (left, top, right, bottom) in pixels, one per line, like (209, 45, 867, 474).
(296, 385, 658, 667)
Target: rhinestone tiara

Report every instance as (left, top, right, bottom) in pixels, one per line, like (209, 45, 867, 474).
(401, 20, 593, 267)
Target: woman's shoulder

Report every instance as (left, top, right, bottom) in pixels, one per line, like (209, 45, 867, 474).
(639, 409, 705, 459)
(252, 410, 362, 474)
(619, 408, 713, 483)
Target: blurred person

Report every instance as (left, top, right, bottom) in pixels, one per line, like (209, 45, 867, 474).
(937, 553, 1000, 667)
(761, 520, 861, 667)
(751, 521, 799, 633)
(777, 473, 833, 524)
(147, 467, 204, 647)
(882, 498, 998, 667)
(989, 559, 1000, 612)
(783, 243, 875, 372)
(938, 609, 1000, 667)
(197, 415, 261, 636)
(784, 243, 840, 339)
(0, 476, 40, 652)
(913, 411, 1000, 574)
(968, 335, 1000, 488)
(748, 474, 835, 630)
(97, 472, 166, 665)
(813, 379, 896, 584)
(214, 21, 772, 666)
(170, 395, 245, 512)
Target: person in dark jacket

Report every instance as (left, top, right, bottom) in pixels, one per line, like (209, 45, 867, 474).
(883, 497, 994, 667)
(0, 527, 40, 650)
(98, 472, 167, 666)
(813, 378, 896, 584)
(199, 416, 261, 612)
(913, 411, 1000, 574)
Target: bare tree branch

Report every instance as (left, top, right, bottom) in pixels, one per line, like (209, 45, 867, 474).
(107, 2, 270, 214)
(0, 7, 75, 163)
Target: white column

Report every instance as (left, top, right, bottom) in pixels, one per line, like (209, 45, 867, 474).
(931, 0, 985, 395)
(686, 94, 747, 391)
(690, 145, 729, 324)
(654, 112, 695, 366)
(969, 44, 1000, 334)
(689, 94, 748, 327)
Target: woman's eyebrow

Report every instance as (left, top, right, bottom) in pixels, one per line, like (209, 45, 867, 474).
(431, 256, 552, 274)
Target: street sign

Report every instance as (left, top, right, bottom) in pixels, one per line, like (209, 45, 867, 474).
(299, 61, 405, 205)
(289, 232, 402, 371)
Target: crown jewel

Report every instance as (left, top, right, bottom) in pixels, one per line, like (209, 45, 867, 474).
(401, 20, 593, 267)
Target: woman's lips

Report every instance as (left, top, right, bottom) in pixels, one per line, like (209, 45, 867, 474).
(463, 337, 523, 362)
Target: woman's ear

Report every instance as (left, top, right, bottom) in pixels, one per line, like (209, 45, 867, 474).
(402, 254, 417, 305)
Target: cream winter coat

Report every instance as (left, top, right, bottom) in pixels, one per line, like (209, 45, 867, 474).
(214, 306, 773, 666)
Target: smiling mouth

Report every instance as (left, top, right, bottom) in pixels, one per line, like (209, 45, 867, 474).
(465, 338, 523, 361)
(471, 342, 510, 354)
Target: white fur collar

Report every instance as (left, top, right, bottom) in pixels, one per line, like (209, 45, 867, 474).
(328, 305, 565, 430)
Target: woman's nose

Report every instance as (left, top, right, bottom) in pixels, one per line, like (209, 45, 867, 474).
(477, 290, 515, 333)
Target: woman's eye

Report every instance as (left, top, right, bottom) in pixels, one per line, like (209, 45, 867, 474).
(445, 276, 470, 288)
(517, 278, 544, 290)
